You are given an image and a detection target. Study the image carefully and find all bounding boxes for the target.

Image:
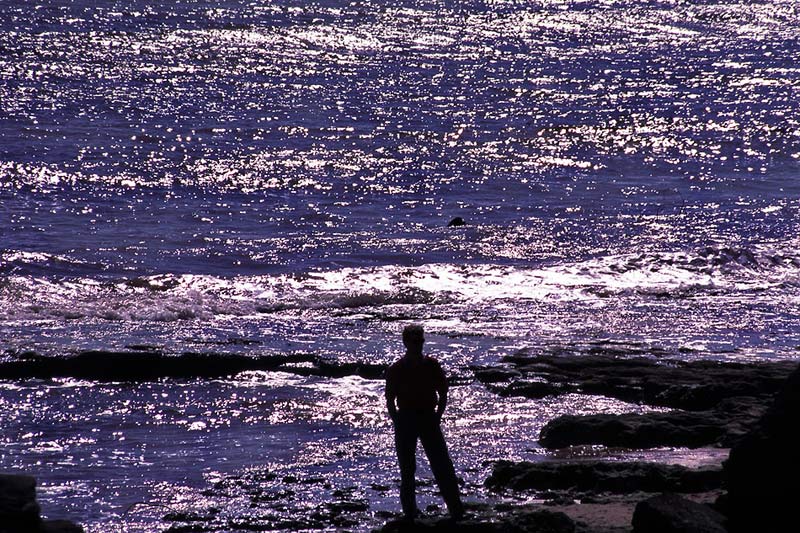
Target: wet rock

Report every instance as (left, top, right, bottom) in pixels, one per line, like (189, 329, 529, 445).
(39, 521, 85, 533)
(163, 525, 212, 533)
(471, 367, 521, 383)
(723, 362, 800, 532)
(0, 350, 306, 380)
(326, 500, 369, 514)
(479, 354, 794, 450)
(163, 510, 216, 522)
(540, 412, 724, 449)
(538, 398, 766, 449)
(124, 344, 161, 352)
(0, 474, 83, 533)
(486, 460, 722, 495)
(0, 474, 40, 530)
(0, 350, 388, 382)
(285, 359, 387, 380)
(376, 508, 575, 533)
(484, 353, 795, 410)
(309, 499, 370, 528)
(491, 380, 565, 399)
(632, 493, 727, 533)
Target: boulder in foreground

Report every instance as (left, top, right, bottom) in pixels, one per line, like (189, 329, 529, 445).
(723, 361, 800, 532)
(0, 473, 40, 530)
(0, 473, 83, 533)
(632, 493, 727, 533)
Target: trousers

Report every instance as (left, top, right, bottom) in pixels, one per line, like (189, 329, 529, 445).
(393, 410, 463, 517)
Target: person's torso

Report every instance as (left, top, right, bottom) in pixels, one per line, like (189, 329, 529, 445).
(388, 356, 445, 412)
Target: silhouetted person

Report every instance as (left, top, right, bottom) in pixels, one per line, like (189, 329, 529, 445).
(385, 324, 464, 521)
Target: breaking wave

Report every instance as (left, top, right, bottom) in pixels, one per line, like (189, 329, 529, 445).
(1, 245, 798, 324)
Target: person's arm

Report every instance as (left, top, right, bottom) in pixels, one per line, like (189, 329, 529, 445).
(436, 386, 447, 421)
(385, 369, 398, 422)
(434, 361, 448, 421)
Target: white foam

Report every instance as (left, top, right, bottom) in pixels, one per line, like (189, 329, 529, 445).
(1, 246, 798, 324)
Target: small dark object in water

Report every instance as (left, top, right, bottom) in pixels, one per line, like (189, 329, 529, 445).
(447, 217, 465, 227)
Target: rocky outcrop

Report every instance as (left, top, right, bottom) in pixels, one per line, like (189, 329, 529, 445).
(632, 493, 727, 533)
(485, 460, 722, 495)
(540, 412, 725, 449)
(478, 353, 795, 410)
(722, 362, 800, 532)
(0, 474, 83, 533)
(476, 353, 795, 450)
(0, 350, 387, 382)
(539, 395, 766, 449)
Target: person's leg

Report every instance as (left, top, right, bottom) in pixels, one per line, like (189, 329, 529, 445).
(394, 412, 419, 518)
(419, 414, 463, 518)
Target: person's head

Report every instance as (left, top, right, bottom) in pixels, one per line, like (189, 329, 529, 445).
(402, 324, 425, 355)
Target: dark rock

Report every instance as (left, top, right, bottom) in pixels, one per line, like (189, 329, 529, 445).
(163, 525, 212, 533)
(712, 493, 729, 516)
(632, 493, 727, 533)
(486, 460, 722, 495)
(0, 474, 83, 533)
(125, 344, 160, 352)
(472, 367, 521, 383)
(478, 354, 795, 450)
(487, 353, 795, 410)
(300, 494, 367, 528)
(539, 410, 734, 449)
(39, 521, 85, 533)
(163, 507, 221, 522)
(723, 362, 800, 532)
(447, 217, 465, 227)
(0, 351, 388, 382)
(330, 500, 369, 513)
(0, 474, 40, 529)
(285, 359, 387, 380)
(493, 380, 564, 399)
(125, 276, 180, 291)
(376, 508, 575, 533)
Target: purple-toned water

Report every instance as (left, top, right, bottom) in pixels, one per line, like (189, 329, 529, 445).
(1, 0, 799, 531)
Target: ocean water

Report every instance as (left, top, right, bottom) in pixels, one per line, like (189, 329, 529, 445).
(1, 0, 799, 530)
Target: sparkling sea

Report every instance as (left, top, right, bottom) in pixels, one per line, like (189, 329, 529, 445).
(1, 0, 799, 531)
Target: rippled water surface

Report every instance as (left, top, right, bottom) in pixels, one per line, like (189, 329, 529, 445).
(2, 0, 800, 531)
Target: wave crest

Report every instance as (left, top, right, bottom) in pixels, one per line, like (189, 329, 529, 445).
(1, 245, 798, 323)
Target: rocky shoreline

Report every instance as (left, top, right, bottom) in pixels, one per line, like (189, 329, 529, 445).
(471, 353, 797, 533)
(153, 352, 799, 533)
(5, 350, 798, 532)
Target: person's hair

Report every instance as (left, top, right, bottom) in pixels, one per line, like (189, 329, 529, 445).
(402, 324, 425, 348)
